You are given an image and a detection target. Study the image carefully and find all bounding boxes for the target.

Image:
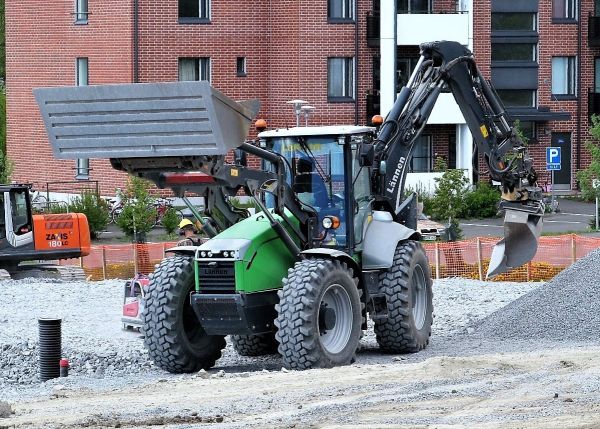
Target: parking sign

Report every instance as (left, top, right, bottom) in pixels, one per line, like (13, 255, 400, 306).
(546, 147, 561, 171)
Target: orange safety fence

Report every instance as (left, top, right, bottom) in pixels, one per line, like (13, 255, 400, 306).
(422, 234, 600, 282)
(58, 234, 600, 282)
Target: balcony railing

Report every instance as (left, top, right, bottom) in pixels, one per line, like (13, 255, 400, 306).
(589, 15, 600, 47)
(589, 91, 600, 118)
(366, 12, 380, 47)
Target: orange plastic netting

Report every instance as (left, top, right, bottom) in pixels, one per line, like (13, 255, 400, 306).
(60, 235, 599, 282)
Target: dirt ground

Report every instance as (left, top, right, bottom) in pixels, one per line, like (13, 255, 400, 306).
(4, 346, 600, 429)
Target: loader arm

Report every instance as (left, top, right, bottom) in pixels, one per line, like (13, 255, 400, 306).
(373, 41, 544, 277)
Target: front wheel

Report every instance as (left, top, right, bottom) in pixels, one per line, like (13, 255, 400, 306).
(374, 240, 433, 353)
(275, 258, 363, 370)
(142, 256, 226, 373)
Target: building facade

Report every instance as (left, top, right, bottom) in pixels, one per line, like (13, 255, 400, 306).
(4, 0, 598, 195)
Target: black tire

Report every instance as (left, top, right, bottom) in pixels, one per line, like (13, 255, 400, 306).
(374, 240, 433, 353)
(231, 333, 279, 357)
(142, 255, 226, 373)
(275, 258, 363, 370)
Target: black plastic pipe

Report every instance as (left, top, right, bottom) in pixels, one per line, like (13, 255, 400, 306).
(38, 318, 62, 382)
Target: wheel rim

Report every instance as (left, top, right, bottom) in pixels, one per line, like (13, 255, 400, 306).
(318, 284, 353, 354)
(412, 265, 427, 330)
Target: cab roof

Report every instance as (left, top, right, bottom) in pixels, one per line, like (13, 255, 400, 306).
(257, 125, 376, 139)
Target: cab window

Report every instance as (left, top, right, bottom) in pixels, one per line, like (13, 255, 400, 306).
(10, 189, 31, 235)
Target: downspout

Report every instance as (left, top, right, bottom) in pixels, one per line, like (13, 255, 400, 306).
(576, 0, 582, 176)
(133, 0, 139, 83)
(354, 0, 359, 125)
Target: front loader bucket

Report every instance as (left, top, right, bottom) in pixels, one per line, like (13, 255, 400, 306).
(34, 81, 257, 160)
(487, 208, 543, 278)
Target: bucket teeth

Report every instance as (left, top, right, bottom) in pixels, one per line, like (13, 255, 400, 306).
(487, 208, 543, 278)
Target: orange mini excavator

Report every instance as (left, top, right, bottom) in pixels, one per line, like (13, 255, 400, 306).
(0, 184, 90, 279)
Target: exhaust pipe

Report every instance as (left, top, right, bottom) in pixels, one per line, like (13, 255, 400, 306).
(487, 206, 544, 278)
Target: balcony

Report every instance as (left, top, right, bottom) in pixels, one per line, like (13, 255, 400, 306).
(589, 91, 600, 118)
(367, 12, 380, 47)
(589, 15, 600, 47)
(426, 93, 465, 125)
(397, 12, 469, 46)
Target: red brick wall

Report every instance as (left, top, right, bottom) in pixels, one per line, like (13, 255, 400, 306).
(6, 0, 374, 194)
(5, 0, 133, 195)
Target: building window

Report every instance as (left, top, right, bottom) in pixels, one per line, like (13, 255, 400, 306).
(178, 58, 211, 82)
(76, 58, 89, 179)
(179, 0, 210, 22)
(552, 57, 576, 96)
(552, 0, 576, 20)
(491, 43, 536, 62)
(75, 0, 88, 23)
(396, 57, 420, 90)
(236, 57, 247, 77)
(595, 58, 600, 92)
(516, 121, 537, 142)
(397, 0, 431, 14)
(328, 0, 354, 20)
(497, 90, 536, 108)
(409, 135, 432, 173)
(491, 13, 536, 31)
(328, 57, 354, 101)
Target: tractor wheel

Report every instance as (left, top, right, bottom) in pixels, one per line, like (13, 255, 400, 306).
(275, 258, 363, 370)
(374, 240, 433, 353)
(142, 255, 226, 373)
(231, 333, 279, 357)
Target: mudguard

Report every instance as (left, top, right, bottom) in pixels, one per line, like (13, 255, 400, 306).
(362, 211, 419, 269)
(300, 248, 359, 273)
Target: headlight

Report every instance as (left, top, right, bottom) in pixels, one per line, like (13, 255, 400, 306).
(322, 217, 333, 229)
(222, 251, 229, 257)
(200, 251, 207, 257)
(321, 216, 341, 230)
(208, 251, 213, 257)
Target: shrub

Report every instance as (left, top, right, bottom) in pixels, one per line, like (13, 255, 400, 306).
(464, 183, 500, 218)
(430, 169, 469, 221)
(161, 207, 180, 235)
(68, 190, 109, 239)
(116, 176, 157, 240)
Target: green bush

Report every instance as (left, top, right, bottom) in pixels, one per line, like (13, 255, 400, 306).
(577, 115, 600, 201)
(0, 91, 13, 183)
(430, 169, 469, 221)
(464, 183, 500, 218)
(68, 190, 109, 239)
(161, 207, 180, 235)
(116, 176, 157, 240)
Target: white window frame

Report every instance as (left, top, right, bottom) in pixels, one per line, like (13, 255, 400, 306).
(178, 57, 211, 82)
(76, 57, 89, 179)
(409, 135, 432, 173)
(328, 0, 354, 20)
(179, 0, 211, 21)
(552, 56, 577, 96)
(327, 57, 355, 101)
(397, 0, 432, 14)
(75, 0, 88, 23)
(552, 0, 577, 20)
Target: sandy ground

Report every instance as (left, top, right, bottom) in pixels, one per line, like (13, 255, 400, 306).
(3, 345, 600, 429)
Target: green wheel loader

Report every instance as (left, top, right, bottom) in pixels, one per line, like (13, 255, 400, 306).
(36, 41, 545, 371)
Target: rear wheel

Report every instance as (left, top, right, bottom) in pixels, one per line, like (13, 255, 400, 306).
(275, 258, 363, 370)
(374, 241, 433, 353)
(142, 256, 226, 373)
(231, 333, 279, 356)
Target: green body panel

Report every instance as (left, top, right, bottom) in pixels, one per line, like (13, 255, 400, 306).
(211, 211, 298, 294)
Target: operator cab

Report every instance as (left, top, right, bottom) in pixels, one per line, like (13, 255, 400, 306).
(258, 126, 376, 253)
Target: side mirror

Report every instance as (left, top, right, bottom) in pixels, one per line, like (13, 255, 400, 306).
(358, 143, 375, 167)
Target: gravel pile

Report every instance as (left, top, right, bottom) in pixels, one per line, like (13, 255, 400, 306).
(470, 248, 600, 345)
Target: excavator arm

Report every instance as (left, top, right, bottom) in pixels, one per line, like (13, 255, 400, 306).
(373, 41, 544, 277)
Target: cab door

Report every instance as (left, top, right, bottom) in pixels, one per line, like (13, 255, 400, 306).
(5, 189, 33, 248)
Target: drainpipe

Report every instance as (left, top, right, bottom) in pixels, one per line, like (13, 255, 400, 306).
(133, 0, 139, 83)
(354, 0, 359, 125)
(576, 0, 582, 177)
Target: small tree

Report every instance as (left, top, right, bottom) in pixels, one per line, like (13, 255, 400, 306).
(430, 169, 469, 240)
(116, 176, 157, 240)
(68, 190, 109, 239)
(577, 115, 600, 201)
(161, 207, 180, 235)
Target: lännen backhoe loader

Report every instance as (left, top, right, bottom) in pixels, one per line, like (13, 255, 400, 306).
(35, 41, 544, 370)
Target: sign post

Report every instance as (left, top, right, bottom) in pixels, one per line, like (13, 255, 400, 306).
(546, 147, 561, 213)
(593, 179, 600, 230)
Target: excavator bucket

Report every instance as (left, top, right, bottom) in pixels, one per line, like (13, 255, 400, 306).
(487, 208, 543, 278)
(34, 81, 257, 159)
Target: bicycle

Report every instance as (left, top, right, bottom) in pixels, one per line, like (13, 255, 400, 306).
(31, 190, 48, 213)
(107, 197, 124, 224)
(151, 198, 184, 228)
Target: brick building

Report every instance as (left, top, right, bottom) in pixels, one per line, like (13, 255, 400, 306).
(4, 0, 599, 194)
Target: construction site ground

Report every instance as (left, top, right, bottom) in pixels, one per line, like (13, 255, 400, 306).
(2, 244, 600, 429)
